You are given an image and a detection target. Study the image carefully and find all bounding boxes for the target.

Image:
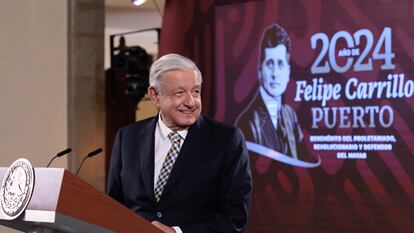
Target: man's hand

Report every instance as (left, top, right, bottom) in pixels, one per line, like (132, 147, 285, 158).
(151, 221, 176, 233)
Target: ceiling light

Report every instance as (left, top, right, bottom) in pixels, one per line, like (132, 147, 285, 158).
(131, 0, 147, 6)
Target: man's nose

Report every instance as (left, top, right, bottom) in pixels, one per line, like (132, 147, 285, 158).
(271, 66, 280, 80)
(183, 93, 195, 107)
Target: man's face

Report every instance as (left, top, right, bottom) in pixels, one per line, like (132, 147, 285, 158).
(259, 44, 290, 98)
(148, 69, 202, 131)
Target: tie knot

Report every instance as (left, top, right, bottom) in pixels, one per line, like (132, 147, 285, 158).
(168, 132, 181, 144)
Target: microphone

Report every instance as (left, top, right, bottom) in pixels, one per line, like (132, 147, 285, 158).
(75, 148, 103, 175)
(46, 148, 72, 167)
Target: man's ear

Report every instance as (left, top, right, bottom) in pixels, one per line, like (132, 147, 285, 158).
(147, 86, 160, 109)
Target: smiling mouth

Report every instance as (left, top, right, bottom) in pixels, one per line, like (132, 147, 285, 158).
(179, 110, 194, 114)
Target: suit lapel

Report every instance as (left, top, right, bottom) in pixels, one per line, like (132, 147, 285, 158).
(139, 117, 157, 202)
(160, 116, 209, 199)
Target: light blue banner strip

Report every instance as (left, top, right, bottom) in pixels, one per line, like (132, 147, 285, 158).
(246, 141, 321, 168)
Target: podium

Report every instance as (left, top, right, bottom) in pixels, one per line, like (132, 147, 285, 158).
(0, 168, 162, 233)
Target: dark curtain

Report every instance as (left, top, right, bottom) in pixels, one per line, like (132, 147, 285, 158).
(160, 0, 215, 117)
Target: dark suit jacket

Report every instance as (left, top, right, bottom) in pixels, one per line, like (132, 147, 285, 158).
(107, 116, 252, 233)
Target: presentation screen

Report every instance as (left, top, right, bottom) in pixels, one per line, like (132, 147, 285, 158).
(215, 1, 414, 232)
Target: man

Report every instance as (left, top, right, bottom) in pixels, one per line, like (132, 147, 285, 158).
(107, 54, 252, 233)
(235, 23, 304, 160)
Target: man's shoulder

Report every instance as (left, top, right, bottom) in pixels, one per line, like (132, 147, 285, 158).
(235, 93, 264, 127)
(120, 116, 157, 134)
(199, 116, 242, 137)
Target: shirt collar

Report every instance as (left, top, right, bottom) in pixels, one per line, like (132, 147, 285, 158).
(259, 86, 280, 115)
(157, 114, 188, 141)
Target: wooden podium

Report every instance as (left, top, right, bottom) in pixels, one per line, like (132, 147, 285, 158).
(0, 168, 162, 233)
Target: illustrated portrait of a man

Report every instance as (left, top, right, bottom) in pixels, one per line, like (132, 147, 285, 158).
(235, 23, 312, 166)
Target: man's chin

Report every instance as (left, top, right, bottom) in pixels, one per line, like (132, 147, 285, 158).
(172, 116, 196, 128)
(268, 91, 283, 98)
(181, 118, 196, 126)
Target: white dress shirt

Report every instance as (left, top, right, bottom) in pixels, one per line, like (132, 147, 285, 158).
(154, 115, 188, 233)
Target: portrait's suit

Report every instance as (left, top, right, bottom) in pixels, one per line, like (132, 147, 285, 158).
(235, 91, 303, 159)
(234, 91, 307, 232)
(107, 116, 252, 233)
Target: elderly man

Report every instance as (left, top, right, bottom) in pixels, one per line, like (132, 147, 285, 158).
(107, 54, 252, 233)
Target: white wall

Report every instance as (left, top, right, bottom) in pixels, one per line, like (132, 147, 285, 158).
(0, 0, 68, 230)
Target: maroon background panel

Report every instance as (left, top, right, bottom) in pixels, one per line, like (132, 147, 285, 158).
(215, 0, 414, 232)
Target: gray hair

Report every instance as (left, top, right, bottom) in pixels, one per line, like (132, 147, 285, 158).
(149, 54, 203, 92)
